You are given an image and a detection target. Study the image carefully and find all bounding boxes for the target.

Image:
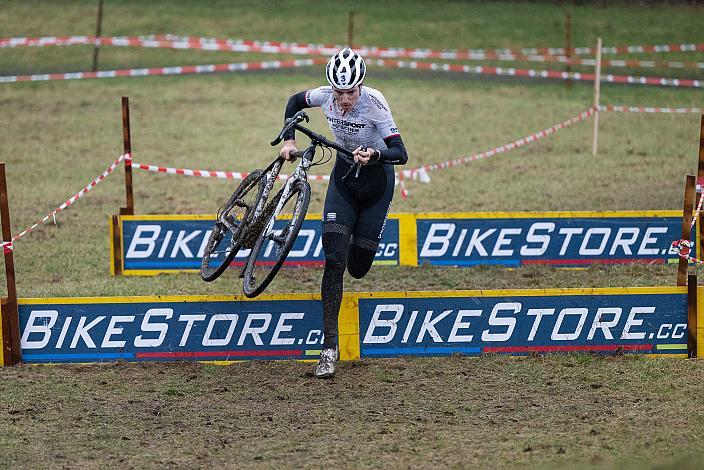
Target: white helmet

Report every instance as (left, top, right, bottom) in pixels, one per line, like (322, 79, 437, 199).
(325, 48, 366, 90)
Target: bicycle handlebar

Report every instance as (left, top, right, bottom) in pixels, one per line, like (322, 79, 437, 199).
(270, 111, 353, 158)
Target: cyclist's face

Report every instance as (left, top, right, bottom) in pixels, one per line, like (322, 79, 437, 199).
(332, 86, 360, 112)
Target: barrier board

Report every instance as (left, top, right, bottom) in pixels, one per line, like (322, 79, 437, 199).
(415, 211, 685, 267)
(358, 288, 689, 358)
(112, 211, 686, 274)
(113, 214, 408, 275)
(14, 287, 690, 364)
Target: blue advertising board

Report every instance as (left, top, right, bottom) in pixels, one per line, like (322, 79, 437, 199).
(19, 296, 326, 363)
(118, 214, 400, 274)
(15, 287, 690, 364)
(359, 288, 688, 357)
(416, 211, 686, 267)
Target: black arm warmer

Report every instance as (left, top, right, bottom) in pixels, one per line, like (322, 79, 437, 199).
(378, 134, 408, 165)
(283, 91, 309, 141)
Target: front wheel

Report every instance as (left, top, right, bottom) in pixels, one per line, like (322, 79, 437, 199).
(242, 180, 311, 297)
(200, 170, 264, 282)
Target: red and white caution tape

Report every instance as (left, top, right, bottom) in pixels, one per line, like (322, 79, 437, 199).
(578, 43, 704, 56)
(130, 159, 331, 182)
(132, 108, 594, 200)
(4, 34, 703, 59)
(399, 107, 595, 187)
(671, 190, 704, 265)
(2, 154, 126, 254)
(599, 105, 702, 113)
(0, 58, 324, 83)
(371, 59, 703, 88)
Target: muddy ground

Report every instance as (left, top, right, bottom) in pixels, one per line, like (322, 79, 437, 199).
(0, 355, 703, 469)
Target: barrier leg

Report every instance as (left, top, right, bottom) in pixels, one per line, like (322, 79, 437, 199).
(121, 96, 135, 215)
(688, 274, 698, 358)
(678, 175, 695, 286)
(0, 163, 21, 365)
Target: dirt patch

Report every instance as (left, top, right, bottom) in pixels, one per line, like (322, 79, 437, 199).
(0, 355, 702, 468)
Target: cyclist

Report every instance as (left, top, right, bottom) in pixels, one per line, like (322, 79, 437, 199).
(279, 48, 408, 378)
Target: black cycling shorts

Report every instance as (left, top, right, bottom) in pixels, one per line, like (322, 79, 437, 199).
(322, 157, 394, 251)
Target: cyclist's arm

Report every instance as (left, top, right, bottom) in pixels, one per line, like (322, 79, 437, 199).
(283, 91, 311, 141)
(375, 134, 407, 165)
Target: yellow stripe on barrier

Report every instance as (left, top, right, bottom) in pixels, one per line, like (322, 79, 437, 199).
(411, 210, 682, 219)
(698, 286, 704, 359)
(397, 213, 417, 267)
(18, 286, 687, 306)
(0, 303, 4, 367)
(346, 286, 687, 300)
(338, 294, 360, 361)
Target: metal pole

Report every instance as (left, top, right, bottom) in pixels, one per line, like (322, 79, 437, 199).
(0, 163, 21, 365)
(347, 11, 355, 48)
(565, 13, 572, 88)
(91, 0, 104, 73)
(591, 37, 602, 156)
(121, 96, 135, 215)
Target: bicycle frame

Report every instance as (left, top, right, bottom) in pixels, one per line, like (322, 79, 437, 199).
(254, 145, 316, 241)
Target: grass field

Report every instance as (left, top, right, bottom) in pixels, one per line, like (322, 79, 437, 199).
(1, 1, 703, 468)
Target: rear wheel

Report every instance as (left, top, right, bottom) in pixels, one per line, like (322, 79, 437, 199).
(200, 170, 264, 282)
(243, 180, 311, 297)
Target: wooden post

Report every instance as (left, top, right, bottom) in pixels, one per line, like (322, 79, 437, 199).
(565, 13, 572, 88)
(91, 0, 104, 73)
(688, 274, 698, 358)
(0, 163, 21, 365)
(591, 37, 602, 156)
(347, 11, 355, 48)
(121, 96, 135, 215)
(698, 115, 704, 262)
(678, 175, 696, 286)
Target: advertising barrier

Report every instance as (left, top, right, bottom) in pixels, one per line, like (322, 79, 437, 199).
(13, 286, 694, 364)
(113, 214, 410, 275)
(415, 211, 685, 267)
(112, 211, 687, 274)
(358, 288, 689, 358)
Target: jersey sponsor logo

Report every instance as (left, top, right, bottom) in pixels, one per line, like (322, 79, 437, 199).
(359, 293, 688, 357)
(369, 94, 388, 112)
(118, 216, 400, 273)
(416, 216, 683, 267)
(326, 116, 367, 131)
(19, 299, 325, 362)
(325, 212, 337, 221)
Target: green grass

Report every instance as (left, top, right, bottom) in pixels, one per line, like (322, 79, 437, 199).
(1, 1, 704, 468)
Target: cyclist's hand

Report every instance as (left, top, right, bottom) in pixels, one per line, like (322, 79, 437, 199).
(353, 146, 377, 165)
(279, 140, 298, 161)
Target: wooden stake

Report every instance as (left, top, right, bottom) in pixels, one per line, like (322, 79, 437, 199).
(698, 115, 704, 265)
(0, 163, 21, 365)
(121, 96, 135, 215)
(347, 11, 355, 48)
(688, 274, 698, 358)
(678, 175, 695, 286)
(591, 37, 602, 156)
(565, 13, 572, 88)
(91, 0, 104, 73)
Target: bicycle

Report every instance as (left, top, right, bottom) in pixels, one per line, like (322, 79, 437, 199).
(200, 110, 360, 298)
